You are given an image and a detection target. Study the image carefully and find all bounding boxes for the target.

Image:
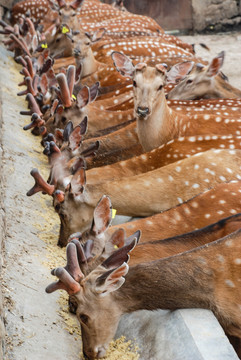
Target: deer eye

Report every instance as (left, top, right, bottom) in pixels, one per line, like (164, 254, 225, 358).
(56, 38, 61, 43)
(158, 85, 163, 91)
(85, 42, 90, 46)
(133, 80, 137, 87)
(186, 79, 193, 84)
(55, 203, 61, 212)
(79, 314, 89, 324)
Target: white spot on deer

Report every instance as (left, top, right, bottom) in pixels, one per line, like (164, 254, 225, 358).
(219, 176, 226, 181)
(140, 154, 147, 160)
(225, 239, 233, 247)
(146, 220, 153, 226)
(230, 209, 237, 214)
(157, 178, 163, 183)
(175, 166, 181, 172)
(234, 259, 241, 265)
(204, 213, 211, 218)
(225, 280, 235, 288)
(177, 197, 183, 204)
(192, 183, 200, 189)
(217, 254, 225, 263)
(169, 175, 174, 181)
(124, 184, 131, 190)
(218, 199, 226, 205)
(183, 207, 191, 215)
(215, 117, 222, 122)
(204, 114, 210, 120)
(191, 202, 198, 208)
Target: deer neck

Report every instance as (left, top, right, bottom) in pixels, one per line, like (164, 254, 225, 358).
(81, 50, 102, 78)
(114, 252, 215, 314)
(136, 91, 181, 152)
(212, 76, 241, 99)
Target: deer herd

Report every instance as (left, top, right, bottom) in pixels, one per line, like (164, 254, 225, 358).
(2, 0, 241, 358)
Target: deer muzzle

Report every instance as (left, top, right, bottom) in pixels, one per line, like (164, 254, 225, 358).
(136, 106, 150, 118)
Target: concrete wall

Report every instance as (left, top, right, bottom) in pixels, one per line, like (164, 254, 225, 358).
(0, 25, 6, 360)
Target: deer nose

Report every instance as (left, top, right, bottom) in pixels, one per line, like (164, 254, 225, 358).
(137, 106, 149, 117)
(73, 48, 81, 56)
(97, 347, 106, 358)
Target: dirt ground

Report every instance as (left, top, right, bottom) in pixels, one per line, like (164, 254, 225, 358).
(0, 30, 241, 360)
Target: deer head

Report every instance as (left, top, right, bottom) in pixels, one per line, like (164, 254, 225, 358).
(167, 51, 234, 100)
(46, 237, 138, 358)
(111, 51, 194, 121)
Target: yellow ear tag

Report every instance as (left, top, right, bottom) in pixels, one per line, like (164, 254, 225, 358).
(72, 94, 76, 100)
(62, 26, 70, 34)
(112, 208, 117, 219)
(41, 43, 48, 48)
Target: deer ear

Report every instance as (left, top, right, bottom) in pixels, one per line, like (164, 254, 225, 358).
(110, 228, 126, 249)
(63, 121, 74, 142)
(90, 195, 112, 235)
(89, 82, 99, 103)
(70, 0, 84, 10)
(102, 235, 138, 269)
(111, 51, 135, 77)
(167, 61, 195, 84)
(69, 168, 86, 195)
(206, 51, 225, 77)
(68, 118, 87, 151)
(77, 86, 90, 109)
(95, 263, 129, 295)
(91, 28, 106, 42)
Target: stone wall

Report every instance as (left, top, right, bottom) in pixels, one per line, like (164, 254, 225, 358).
(192, 0, 241, 32)
(103, 0, 241, 33)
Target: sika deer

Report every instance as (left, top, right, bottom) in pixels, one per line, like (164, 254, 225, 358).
(85, 134, 241, 184)
(112, 52, 241, 152)
(46, 231, 241, 359)
(167, 52, 241, 100)
(75, 212, 241, 276)
(27, 149, 241, 244)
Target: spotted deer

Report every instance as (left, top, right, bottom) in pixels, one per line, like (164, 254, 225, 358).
(40, 67, 134, 135)
(112, 52, 241, 152)
(167, 51, 241, 100)
(85, 134, 241, 184)
(27, 149, 241, 244)
(46, 231, 241, 359)
(11, 0, 52, 24)
(75, 212, 241, 277)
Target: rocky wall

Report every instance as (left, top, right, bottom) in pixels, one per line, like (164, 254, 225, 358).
(192, 0, 241, 32)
